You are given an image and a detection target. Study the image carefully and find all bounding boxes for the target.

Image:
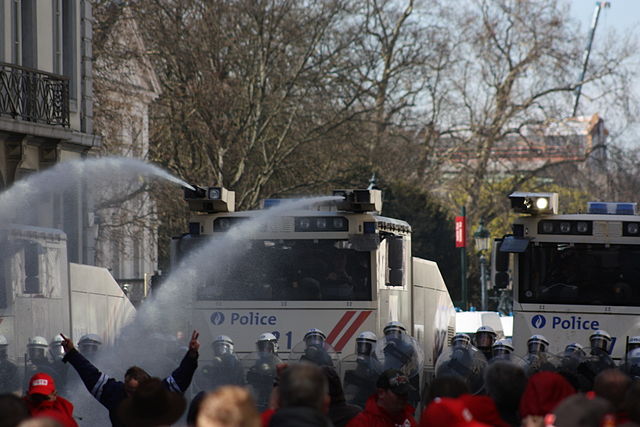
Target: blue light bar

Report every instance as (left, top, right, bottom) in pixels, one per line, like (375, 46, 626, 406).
(587, 201, 637, 215)
(262, 199, 283, 209)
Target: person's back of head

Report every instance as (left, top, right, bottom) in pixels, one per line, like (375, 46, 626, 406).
(0, 394, 29, 427)
(196, 386, 260, 427)
(278, 362, 329, 412)
(485, 361, 527, 413)
(622, 379, 640, 424)
(424, 374, 470, 406)
(594, 368, 631, 411)
(18, 419, 63, 427)
(124, 366, 151, 382)
(550, 393, 614, 427)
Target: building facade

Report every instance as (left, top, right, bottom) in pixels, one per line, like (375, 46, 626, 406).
(0, 0, 98, 264)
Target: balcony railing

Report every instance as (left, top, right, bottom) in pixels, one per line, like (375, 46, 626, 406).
(0, 62, 70, 127)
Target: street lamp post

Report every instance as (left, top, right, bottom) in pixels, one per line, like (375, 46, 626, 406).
(474, 220, 490, 311)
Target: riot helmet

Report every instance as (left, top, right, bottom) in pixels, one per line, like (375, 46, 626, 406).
(527, 334, 549, 355)
(304, 329, 327, 348)
(0, 335, 7, 359)
(28, 336, 49, 362)
(475, 325, 497, 350)
(49, 335, 65, 361)
(356, 331, 377, 357)
(564, 342, 585, 357)
(628, 336, 640, 353)
(78, 333, 102, 358)
(492, 338, 514, 358)
(213, 335, 234, 357)
(383, 321, 407, 341)
(452, 333, 472, 349)
(590, 330, 612, 353)
(256, 333, 278, 354)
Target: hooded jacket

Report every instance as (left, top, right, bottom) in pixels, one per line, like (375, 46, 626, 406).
(346, 395, 416, 427)
(63, 347, 197, 427)
(24, 395, 79, 427)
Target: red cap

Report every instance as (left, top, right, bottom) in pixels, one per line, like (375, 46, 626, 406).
(28, 373, 56, 396)
(519, 371, 575, 418)
(420, 397, 491, 427)
(459, 394, 511, 427)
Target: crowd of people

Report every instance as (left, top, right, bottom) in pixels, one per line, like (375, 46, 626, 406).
(3, 322, 640, 427)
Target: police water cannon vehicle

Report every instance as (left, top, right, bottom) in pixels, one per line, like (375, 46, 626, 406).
(495, 191, 640, 360)
(172, 184, 456, 385)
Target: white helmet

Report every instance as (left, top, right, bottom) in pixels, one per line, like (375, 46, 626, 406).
(475, 325, 497, 349)
(304, 328, 326, 347)
(0, 335, 7, 346)
(213, 335, 234, 356)
(50, 335, 65, 361)
(257, 332, 278, 353)
(527, 334, 549, 354)
(0, 336, 7, 358)
(28, 336, 49, 361)
(356, 331, 377, 356)
(564, 342, 585, 357)
(492, 338, 514, 357)
(383, 321, 407, 339)
(590, 330, 612, 352)
(452, 333, 472, 349)
(78, 334, 102, 346)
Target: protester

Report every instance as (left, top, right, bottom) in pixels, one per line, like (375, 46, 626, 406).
(22, 373, 78, 427)
(60, 330, 199, 427)
(269, 362, 333, 427)
(18, 420, 63, 427)
(196, 386, 260, 427)
(519, 371, 576, 427)
(484, 361, 527, 427)
(549, 393, 615, 427)
(423, 374, 470, 407)
(621, 379, 640, 427)
(459, 394, 510, 427)
(116, 377, 186, 427)
(419, 397, 490, 427)
(593, 368, 632, 422)
(0, 393, 30, 427)
(346, 369, 416, 427)
(322, 366, 361, 427)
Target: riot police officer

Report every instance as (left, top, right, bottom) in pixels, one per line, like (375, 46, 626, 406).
(0, 335, 20, 393)
(557, 342, 589, 392)
(491, 338, 514, 361)
(24, 336, 57, 390)
(78, 334, 102, 362)
(300, 328, 334, 367)
(627, 336, 640, 356)
(523, 334, 558, 377)
(48, 335, 70, 394)
(343, 331, 383, 408)
(377, 321, 423, 406)
(435, 333, 487, 394)
(578, 330, 615, 388)
(246, 333, 282, 412)
(474, 326, 497, 361)
(195, 335, 244, 392)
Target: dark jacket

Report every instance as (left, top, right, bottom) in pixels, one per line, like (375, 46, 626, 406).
(269, 407, 334, 427)
(329, 401, 361, 427)
(63, 347, 198, 427)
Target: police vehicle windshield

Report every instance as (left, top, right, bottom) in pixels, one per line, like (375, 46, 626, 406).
(194, 239, 371, 301)
(518, 243, 640, 306)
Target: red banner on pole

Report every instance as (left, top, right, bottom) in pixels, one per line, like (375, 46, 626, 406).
(455, 216, 466, 248)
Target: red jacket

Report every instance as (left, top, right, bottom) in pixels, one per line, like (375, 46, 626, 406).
(24, 395, 79, 427)
(346, 396, 416, 427)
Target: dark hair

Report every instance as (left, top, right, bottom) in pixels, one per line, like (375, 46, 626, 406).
(552, 393, 613, 427)
(322, 366, 345, 404)
(594, 368, 631, 411)
(623, 379, 640, 422)
(0, 393, 29, 427)
(424, 374, 470, 406)
(484, 361, 527, 415)
(279, 363, 328, 411)
(124, 366, 151, 382)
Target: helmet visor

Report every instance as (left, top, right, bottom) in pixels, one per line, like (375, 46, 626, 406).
(528, 341, 547, 354)
(475, 332, 495, 348)
(28, 347, 46, 361)
(257, 340, 276, 353)
(356, 341, 373, 356)
(213, 342, 233, 356)
(591, 337, 610, 352)
(385, 329, 403, 341)
(305, 335, 324, 347)
(492, 346, 511, 357)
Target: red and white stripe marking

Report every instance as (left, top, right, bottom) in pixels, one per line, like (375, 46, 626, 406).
(326, 310, 372, 352)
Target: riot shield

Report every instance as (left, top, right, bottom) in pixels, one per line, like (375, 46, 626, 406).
(522, 352, 560, 377)
(243, 351, 282, 412)
(576, 347, 616, 388)
(193, 354, 245, 393)
(375, 334, 424, 406)
(341, 352, 383, 408)
(435, 345, 487, 394)
(289, 340, 340, 370)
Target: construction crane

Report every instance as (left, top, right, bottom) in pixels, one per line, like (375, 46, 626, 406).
(572, 1, 610, 117)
